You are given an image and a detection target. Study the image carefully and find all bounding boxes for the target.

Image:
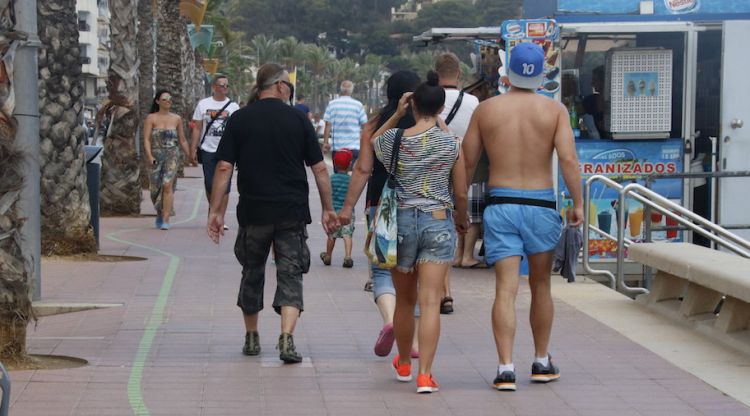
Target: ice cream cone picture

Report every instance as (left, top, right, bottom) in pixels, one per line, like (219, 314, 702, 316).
(546, 49, 559, 66)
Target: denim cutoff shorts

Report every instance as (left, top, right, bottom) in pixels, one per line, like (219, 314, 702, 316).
(396, 206, 457, 272)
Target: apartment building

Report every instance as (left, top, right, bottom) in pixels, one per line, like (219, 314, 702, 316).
(390, 0, 444, 21)
(77, 0, 110, 120)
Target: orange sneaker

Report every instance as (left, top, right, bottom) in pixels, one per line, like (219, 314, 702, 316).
(392, 355, 412, 382)
(416, 373, 439, 394)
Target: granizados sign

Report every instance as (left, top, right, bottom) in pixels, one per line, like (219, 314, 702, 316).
(664, 0, 700, 13)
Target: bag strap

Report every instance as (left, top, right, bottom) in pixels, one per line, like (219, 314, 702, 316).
(199, 100, 233, 147)
(444, 91, 464, 126)
(387, 129, 404, 186)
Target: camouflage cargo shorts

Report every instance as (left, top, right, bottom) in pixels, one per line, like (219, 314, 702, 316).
(233, 221, 310, 315)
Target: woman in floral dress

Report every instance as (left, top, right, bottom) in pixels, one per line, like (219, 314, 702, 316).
(143, 89, 190, 230)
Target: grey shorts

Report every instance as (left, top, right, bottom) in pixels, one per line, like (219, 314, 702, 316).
(233, 221, 310, 315)
(468, 182, 487, 224)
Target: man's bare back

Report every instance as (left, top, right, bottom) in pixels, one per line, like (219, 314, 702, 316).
(468, 89, 567, 189)
(463, 87, 583, 224)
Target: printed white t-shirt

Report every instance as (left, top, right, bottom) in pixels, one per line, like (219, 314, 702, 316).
(192, 97, 240, 153)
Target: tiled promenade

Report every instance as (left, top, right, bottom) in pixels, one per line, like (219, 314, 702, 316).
(8, 166, 750, 415)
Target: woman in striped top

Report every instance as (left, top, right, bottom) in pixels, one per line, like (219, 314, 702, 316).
(372, 71, 469, 393)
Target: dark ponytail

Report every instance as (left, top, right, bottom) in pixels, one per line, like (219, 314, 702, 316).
(412, 70, 445, 117)
(376, 70, 420, 129)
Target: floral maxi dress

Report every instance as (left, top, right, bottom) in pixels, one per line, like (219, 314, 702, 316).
(150, 128, 180, 217)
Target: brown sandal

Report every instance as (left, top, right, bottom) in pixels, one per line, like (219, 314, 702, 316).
(440, 296, 454, 314)
(320, 252, 331, 266)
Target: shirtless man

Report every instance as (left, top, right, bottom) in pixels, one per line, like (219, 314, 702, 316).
(463, 42, 583, 392)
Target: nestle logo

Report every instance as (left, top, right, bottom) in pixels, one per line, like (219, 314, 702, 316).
(665, 0, 698, 12)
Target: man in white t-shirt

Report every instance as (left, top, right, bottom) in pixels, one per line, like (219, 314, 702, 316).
(191, 75, 240, 217)
(435, 53, 483, 313)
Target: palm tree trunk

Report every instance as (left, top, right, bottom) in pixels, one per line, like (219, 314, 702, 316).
(36, 0, 96, 255)
(156, 0, 190, 180)
(137, 0, 156, 189)
(101, 0, 141, 215)
(0, 0, 33, 362)
(156, 0, 186, 117)
(176, 28, 196, 177)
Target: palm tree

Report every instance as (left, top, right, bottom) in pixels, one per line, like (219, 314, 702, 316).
(250, 34, 278, 66)
(100, 0, 141, 215)
(156, 0, 187, 118)
(304, 45, 333, 112)
(137, 0, 157, 188)
(36, 0, 96, 254)
(1, 0, 33, 363)
(276, 36, 305, 70)
(204, 0, 253, 101)
(409, 50, 437, 78)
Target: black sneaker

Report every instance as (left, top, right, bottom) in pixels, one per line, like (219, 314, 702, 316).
(277, 333, 303, 364)
(493, 370, 516, 391)
(531, 357, 560, 383)
(243, 331, 261, 356)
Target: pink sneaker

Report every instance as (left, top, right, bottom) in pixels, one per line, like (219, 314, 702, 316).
(374, 323, 395, 357)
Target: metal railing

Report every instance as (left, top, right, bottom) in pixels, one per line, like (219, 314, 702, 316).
(583, 174, 750, 296)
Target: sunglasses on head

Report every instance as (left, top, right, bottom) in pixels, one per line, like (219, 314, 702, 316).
(276, 80, 295, 103)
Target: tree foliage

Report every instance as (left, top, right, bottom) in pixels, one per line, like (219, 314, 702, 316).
(213, 0, 524, 110)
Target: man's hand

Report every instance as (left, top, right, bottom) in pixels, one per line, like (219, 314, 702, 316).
(207, 212, 225, 243)
(568, 205, 584, 227)
(322, 210, 339, 234)
(322, 142, 331, 153)
(454, 210, 470, 235)
(190, 149, 198, 165)
(338, 205, 353, 226)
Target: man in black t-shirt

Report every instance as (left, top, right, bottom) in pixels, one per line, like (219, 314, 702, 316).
(207, 63, 338, 364)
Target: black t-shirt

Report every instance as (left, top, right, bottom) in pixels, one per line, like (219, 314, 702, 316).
(217, 98, 324, 226)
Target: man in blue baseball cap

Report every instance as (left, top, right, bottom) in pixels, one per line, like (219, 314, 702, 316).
(462, 41, 584, 392)
(507, 42, 546, 90)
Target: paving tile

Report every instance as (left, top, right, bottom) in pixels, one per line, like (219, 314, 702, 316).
(8, 168, 749, 415)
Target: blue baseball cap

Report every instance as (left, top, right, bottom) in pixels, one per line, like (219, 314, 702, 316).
(508, 42, 545, 90)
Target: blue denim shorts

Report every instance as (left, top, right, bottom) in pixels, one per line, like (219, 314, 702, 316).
(483, 187, 562, 265)
(201, 149, 232, 195)
(396, 207, 457, 272)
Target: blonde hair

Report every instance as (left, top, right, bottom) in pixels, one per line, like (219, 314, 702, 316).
(435, 52, 460, 78)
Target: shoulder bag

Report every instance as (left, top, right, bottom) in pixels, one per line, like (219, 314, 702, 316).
(196, 100, 232, 164)
(365, 129, 404, 269)
(444, 91, 464, 126)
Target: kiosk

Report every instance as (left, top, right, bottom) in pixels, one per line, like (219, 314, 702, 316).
(414, 0, 750, 260)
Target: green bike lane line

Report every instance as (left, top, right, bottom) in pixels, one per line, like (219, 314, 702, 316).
(104, 189, 204, 416)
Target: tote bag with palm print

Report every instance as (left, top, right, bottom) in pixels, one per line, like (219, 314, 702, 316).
(366, 129, 404, 269)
